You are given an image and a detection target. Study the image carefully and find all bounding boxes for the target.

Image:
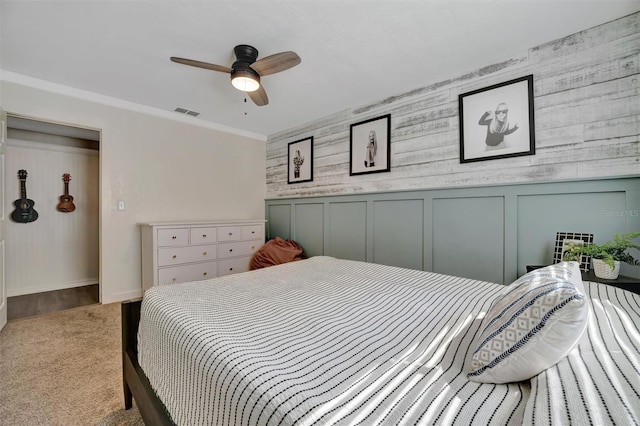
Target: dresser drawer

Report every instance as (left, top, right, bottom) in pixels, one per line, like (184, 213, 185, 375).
(219, 226, 242, 242)
(218, 256, 251, 276)
(242, 224, 264, 241)
(218, 240, 261, 259)
(157, 244, 217, 267)
(190, 227, 217, 244)
(157, 228, 189, 246)
(158, 261, 217, 285)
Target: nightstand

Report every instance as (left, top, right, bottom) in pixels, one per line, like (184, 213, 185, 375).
(581, 270, 640, 295)
(525, 265, 640, 295)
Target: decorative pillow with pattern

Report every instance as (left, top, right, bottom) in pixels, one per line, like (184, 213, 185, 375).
(466, 262, 589, 384)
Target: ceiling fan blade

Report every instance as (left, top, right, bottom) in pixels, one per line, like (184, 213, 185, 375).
(250, 51, 301, 76)
(248, 85, 269, 106)
(170, 57, 232, 73)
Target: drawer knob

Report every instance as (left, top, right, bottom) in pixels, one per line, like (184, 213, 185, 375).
(172, 236, 177, 239)
(229, 248, 233, 252)
(251, 246, 255, 249)
(228, 232, 233, 236)
(203, 251, 207, 255)
(229, 267, 233, 271)
(251, 231, 255, 234)
(172, 277, 176, 282)
(172, 255, 177, 259)
(203, 272, 207, 276)
(202, 234, 207, 238)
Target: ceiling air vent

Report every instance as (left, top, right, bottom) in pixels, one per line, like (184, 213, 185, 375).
(174, 107, 200, 117)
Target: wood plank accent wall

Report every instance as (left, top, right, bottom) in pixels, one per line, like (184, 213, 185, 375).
(266, 12, 639, 198)
(6, 139, 99, 296)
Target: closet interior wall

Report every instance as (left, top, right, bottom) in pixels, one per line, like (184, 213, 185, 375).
(6, 120, 99, 297)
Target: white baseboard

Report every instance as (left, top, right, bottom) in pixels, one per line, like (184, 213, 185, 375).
(102, 289, 143, 304)
(8, 278, 99, 297)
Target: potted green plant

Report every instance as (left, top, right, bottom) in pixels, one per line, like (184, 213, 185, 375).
(564, 231, 640, 279)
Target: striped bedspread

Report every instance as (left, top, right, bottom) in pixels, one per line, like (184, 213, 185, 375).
(524, 281, 640, 425)
(137, 256, 640, 425)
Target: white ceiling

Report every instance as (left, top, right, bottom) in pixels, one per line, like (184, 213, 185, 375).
(2, 1, 639, 137)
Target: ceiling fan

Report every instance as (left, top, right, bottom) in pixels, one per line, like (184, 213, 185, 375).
(170, 45, 301, 107)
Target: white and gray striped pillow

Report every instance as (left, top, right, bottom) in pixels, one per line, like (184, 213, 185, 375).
(466, 262, 589, 384)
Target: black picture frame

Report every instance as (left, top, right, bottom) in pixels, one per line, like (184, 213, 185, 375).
(350, 114, 391, 176)
(553, 231, 594, 272)
(288, 136, 313, 184)
(459, 75, 535, 163)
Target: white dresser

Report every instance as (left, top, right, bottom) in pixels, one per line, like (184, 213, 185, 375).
(140, 220, 265, 291)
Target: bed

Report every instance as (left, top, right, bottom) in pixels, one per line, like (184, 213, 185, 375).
(122, 256, 640, 425)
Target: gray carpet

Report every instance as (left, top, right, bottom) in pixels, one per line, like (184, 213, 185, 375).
(0, 302, 144, 426)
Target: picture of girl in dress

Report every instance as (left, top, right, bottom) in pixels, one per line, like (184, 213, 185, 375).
(478, 102, 519, 150)
(349, 114, 390, 175)
(364, 130, 377, 167)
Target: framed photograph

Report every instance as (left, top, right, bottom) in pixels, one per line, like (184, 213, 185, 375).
(288, 137, 313, 184)
(350, 114, 391, 176)
(459, 75, 535, 163)
(553, 231, 594, 272)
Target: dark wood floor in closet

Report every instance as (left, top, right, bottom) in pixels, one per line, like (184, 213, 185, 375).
(7, 284, 99, 320)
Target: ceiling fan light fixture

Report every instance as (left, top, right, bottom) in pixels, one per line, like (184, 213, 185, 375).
(231, 69, 260, 92)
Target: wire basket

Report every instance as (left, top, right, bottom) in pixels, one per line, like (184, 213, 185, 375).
(592, 259, 620, 280)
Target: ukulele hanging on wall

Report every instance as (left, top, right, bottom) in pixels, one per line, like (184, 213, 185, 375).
(57, 173, 76, 213)
(11, 169, 39, 223)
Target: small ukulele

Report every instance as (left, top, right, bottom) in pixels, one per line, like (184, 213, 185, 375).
(57, 173, 76, 213)
(11, 169, 39, 223)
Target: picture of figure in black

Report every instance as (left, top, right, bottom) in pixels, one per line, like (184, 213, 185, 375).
(478, 103, 519, 150)
(364, 130, 377, 167)
(293, 149, 304, 178)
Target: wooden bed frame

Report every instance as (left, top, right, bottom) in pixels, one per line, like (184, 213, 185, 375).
(121, 299, 175, 425)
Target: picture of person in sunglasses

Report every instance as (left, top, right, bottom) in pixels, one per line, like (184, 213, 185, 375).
(478, 102, 519, 150)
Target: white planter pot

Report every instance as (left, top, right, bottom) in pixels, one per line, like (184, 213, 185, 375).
(592, 258, 620, 280)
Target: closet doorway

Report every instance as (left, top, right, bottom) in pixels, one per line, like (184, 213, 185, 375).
(5, 115, 100, 320)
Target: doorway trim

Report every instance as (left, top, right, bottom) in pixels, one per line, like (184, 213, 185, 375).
(4, 113, 102, 304)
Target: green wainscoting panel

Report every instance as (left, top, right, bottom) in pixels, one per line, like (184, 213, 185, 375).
(517, 191, 627, 276)
(265, 177, 640, 281)
(328, 202, 367, 261)
(432, 196, 505, 284)
(294, 203, 324, 257)
(267, 204, 291, 240)
(373, 199, 424, 270)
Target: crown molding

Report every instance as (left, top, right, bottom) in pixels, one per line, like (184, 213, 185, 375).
(0, 70, 267, 141)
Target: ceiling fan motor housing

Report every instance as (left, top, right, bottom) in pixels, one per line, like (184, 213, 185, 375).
(230, 45, 261, 90)
(233, 44, 259, 64)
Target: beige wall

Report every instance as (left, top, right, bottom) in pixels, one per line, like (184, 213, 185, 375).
(266, 12, 640, 198)
(1, 79, 266, 303)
